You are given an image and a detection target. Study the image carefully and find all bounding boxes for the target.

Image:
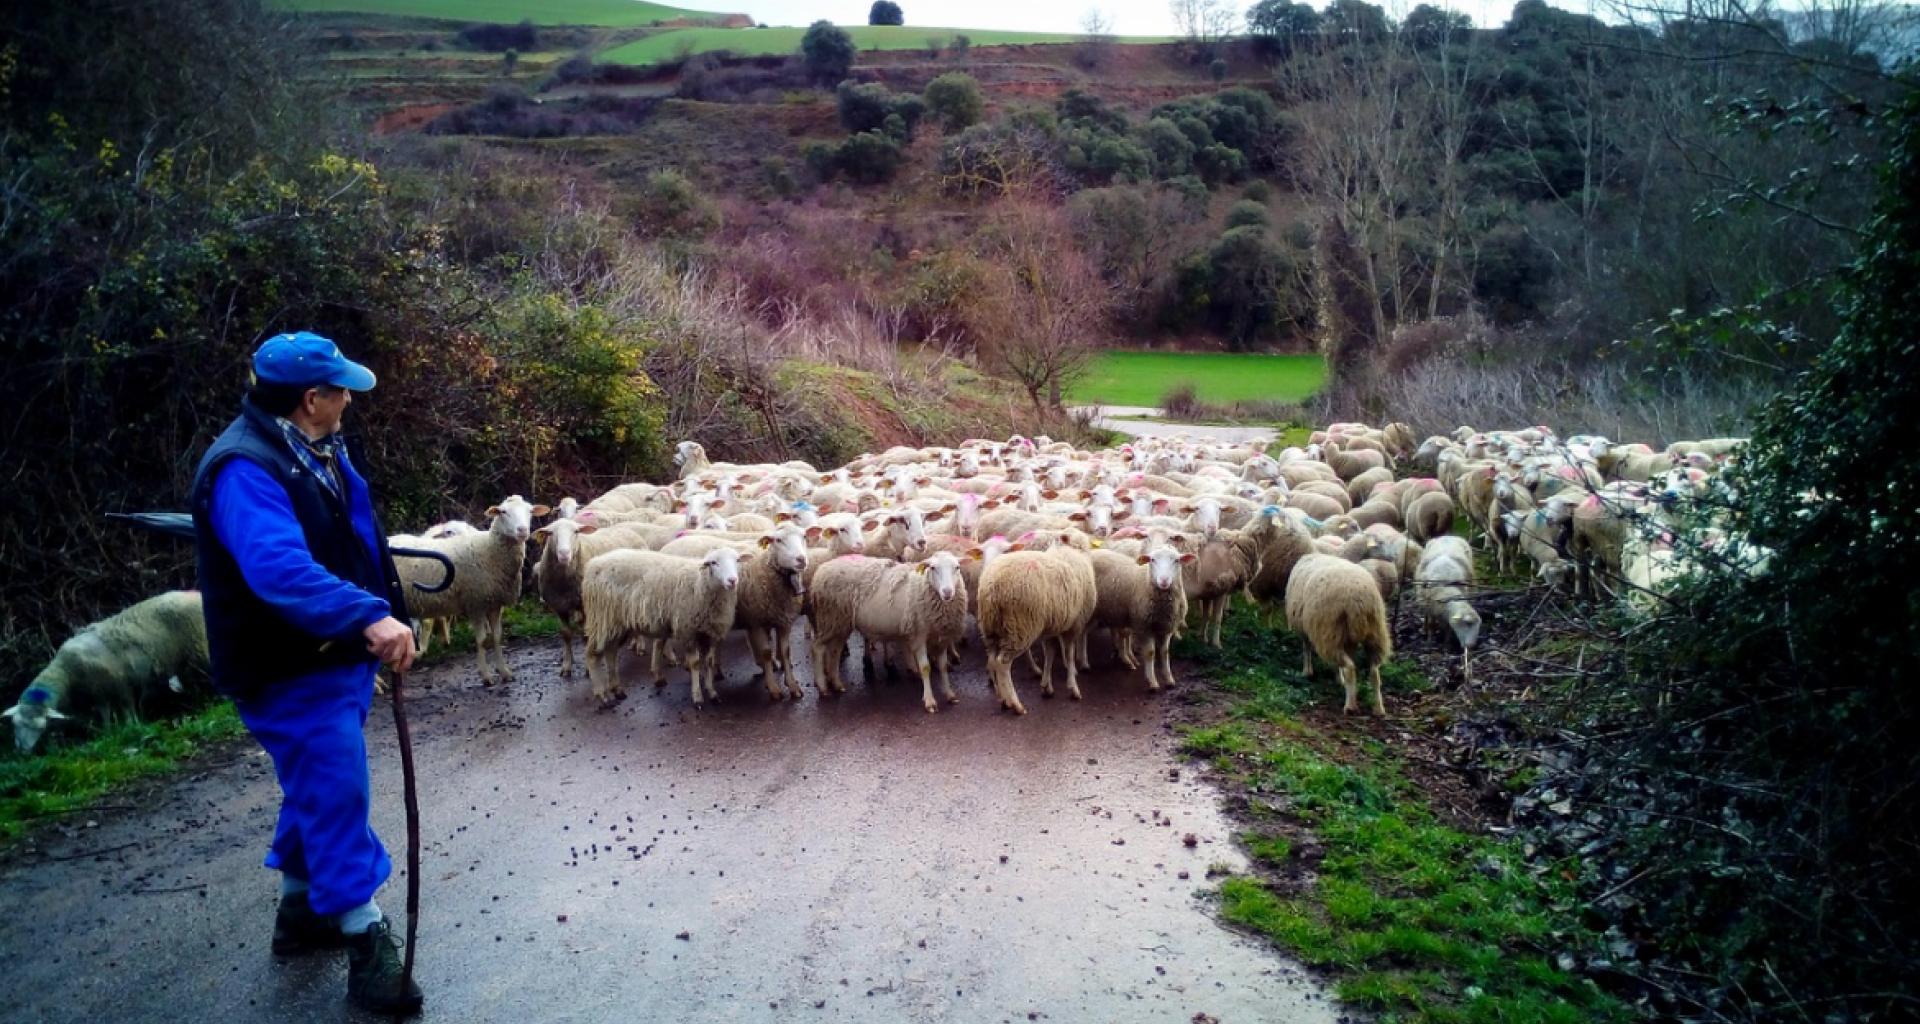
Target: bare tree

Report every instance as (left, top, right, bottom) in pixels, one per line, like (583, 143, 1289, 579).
(1077, 8, 1117, 69)
(968, 201, 1112, 410)
(1168, 0, 1237, 60)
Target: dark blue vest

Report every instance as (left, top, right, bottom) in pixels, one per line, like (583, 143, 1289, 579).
(191, 400, 407, 697)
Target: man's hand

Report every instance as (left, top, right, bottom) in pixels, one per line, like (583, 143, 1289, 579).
(364, 616, 417, 673)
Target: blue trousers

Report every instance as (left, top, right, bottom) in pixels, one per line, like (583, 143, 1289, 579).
(237, 662, 392, 917)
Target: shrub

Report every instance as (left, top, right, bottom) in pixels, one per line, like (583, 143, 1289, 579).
(760, 156, 799, 198)
(868, 1, 904, 26)
(622, 169, 721, 238)
(1136, 117, 1196, 178)
(801, 20, 856, 82)
(459, 19, 536, 52)
(950, 34, 971, 59)
(1208, 58, 1228, 82)
(830, 129, 906, 184)
(1242, 178, 1273, 202)
(836, 80, 923, 137)
(1224, 199, 1270, 231)
(923, 72, 984, 131)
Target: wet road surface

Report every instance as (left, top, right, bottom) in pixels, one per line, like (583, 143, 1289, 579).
(1072, 407, 1280, 445)
(0, 632, 1339, 1023)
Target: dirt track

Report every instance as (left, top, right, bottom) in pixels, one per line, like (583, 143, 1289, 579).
(0, 632, 1338, 1023)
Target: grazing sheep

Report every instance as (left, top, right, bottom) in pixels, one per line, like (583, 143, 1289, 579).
(1244, 506, 1319, 615)
(977, 543, 1098, 714)
(1345, 467, 1395, 509)
(810, 553, 970, 712)
(1502, 509, 1572, 591)
(1284, 555, 1392, 716)
(1405, 490, 1457, 544)
(1181, 527, 1263, 648)
(1569, 489, 1642, 599)
(1284, 490, 1346, 523)
(1666, 438, 1746, 460)
(581, 547, 740, 707)
(397, 495, 550, 685)
(1325, 446, 1387, 481)
(1347, 498, 1403, 531)
(1415, 536, 1482, 680)
(5, 591, 211, 753)
(1294, 479, 1354, 513)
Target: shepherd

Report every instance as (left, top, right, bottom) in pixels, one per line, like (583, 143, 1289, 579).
(191, 331, 424, 1015)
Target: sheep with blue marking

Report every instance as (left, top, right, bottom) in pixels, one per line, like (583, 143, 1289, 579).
(6, 591, 211, 753)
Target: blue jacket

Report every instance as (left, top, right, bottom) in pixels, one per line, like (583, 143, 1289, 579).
(191, 399, 407, 697)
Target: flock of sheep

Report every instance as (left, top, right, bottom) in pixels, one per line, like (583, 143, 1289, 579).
(4, 424, 1754, 753)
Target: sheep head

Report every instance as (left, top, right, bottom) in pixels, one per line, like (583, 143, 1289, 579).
(1138, 545, 1195, 591)
(914, 551, 964, 602)
(1447, 602, 1483, 652)
(4, 685, 67, 753)
(485, 495, 548, 542)
(702, 547, 740, 592)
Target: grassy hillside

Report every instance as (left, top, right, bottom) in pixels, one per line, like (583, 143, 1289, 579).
(1069, 352, 1327, 407)
(271, 0, 728, 26)
(602, 24, 1172, 65)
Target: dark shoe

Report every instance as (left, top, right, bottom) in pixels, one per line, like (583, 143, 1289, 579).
(346, 918, 424, 1016)
(272, 891, 346, 956)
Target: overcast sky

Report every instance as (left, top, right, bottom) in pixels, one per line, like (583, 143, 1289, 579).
(693, 0, 1580, 35)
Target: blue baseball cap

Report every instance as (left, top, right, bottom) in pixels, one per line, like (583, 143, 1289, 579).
(252, 331, 377, 391)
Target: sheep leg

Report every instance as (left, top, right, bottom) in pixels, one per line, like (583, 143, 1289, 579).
(1062, 632, 1083, 700)
(991, 650, 1028, 716)
(1301, 645, 1314, 679)
(915, 641, 938, 714)
(687, 644, 706, 708)
(558, 620, 577, 679)
(438, 616, 453, 647)
(415, 618, 434, 656)
(702, 640, 723, 704)
(470, 613, 497, 686)
(1076, 629, 1091, 670)
(1339, 657, 1359, 714)
(1141, 636, 1159, 691)
(747, 628, 782, 701)
(1371, 663, 1388, 716)
(938, 645, 958, 704)
(1208, 597, 1228, 648)
(1038, 640, 1057, 697)
(490, 606, 514, 683)
(777, 625, 804, 699)
(1158, 632, 1177, 689)
(1024, 645, 1044, 677)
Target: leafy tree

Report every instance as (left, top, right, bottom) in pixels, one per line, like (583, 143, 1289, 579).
(1402, 3, 1471, 47)
(1137, 118, 1197, 178)
(801, 20, 857, 82)
(1321, 0, 1389, 42)
(923, 72, 985, 130)
(868, 1, 905, 26)
(1246, 0, 1322, 51)
(834, 130, 906, 183)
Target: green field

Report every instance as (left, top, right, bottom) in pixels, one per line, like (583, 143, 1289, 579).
(602, 24, 1171, 64)
(272, 0, 722, 25)
(1068, 351, 1327, 407)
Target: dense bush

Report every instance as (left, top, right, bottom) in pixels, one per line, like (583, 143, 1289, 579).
(1172, 223, 1314, 349)
(811, 130, 907, 184)
(868, 1, 904, 26)
(836, 81, 924, 138)
(621, 169, 722, 239)
(922, 72, 985, 131)
(801, 21, 857, 82)
(459, 19, 536, 52)
(1594, 88, 1920, 1020)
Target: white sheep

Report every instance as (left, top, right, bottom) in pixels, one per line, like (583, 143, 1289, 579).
(417, 518, 479, 647)
(1284, 555, 1393, 716)
(1415, 536, 1481, 680)
(580, 547, 740, 707)
(397, 495, 550, 686)
(977, 542, 1098, 715)
(1181, 527, 1264, 648)
(5, 591, 211, 753)
(810, 552, 970, 713)
(660, 528, 810, 700)
(532, 519, 671, 679)
(1089, 545, 1194, 691)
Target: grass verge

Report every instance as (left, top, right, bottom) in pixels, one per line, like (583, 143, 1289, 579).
(273, 0, 712, 27)
(1068, 351, 1326, 408)
(1176, 602, 1631, 1023)
(416, 598, 562, 666)
(0, 703, 246, 842)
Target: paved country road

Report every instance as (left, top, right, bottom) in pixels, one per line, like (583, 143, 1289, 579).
(1075, 407, 1280, 446)
(0, 633, 1340, 1023)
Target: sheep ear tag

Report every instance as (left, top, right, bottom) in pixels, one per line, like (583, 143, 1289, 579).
(1089, 540, 1103, 548)
(758, 536, 773, 548)
(914, 563, 928, 574)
